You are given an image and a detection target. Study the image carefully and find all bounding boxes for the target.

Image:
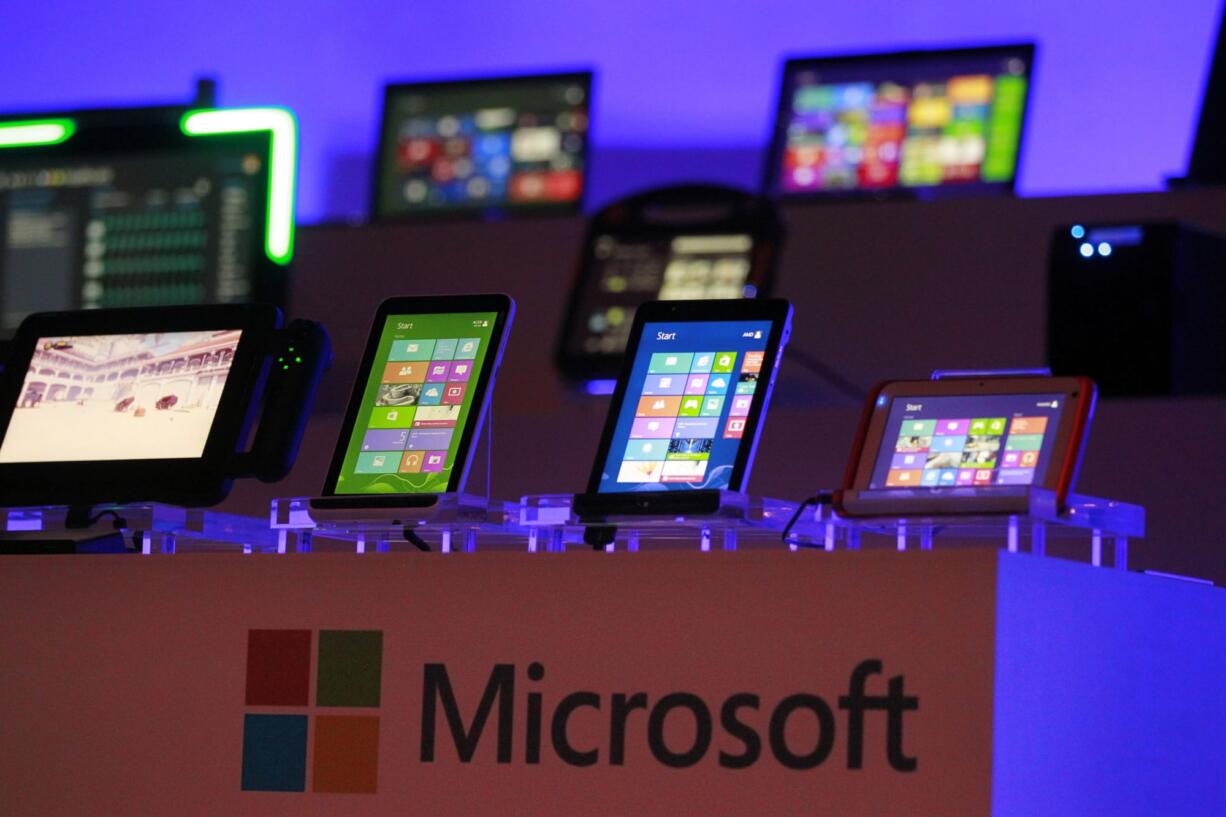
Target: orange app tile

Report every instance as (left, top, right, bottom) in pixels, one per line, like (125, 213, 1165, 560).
(312, 715, 379, 794)
(886, 469, 923, 487)
(948, 75, 993, 104)
(636, 396, 682, 417)
(1020, 451, 1039, 468)
(382, 361, 426, 383)
(742, 351, 764, 373)
(1010, 416, 1048, 435)
(400, 451, 424, 473)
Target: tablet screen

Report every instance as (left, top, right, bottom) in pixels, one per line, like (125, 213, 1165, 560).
(596, 319, 773, 492)
(0, 330, 241, 463)
(870, 393, 1066, 490)
(332, 311, 498, 494)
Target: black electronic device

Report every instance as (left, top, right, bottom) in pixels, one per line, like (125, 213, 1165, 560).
(556, 184, 781, 381)
(373, 71, 592, 220)
(0, 304, 330, 508)
(1186, 4, 1226, 185)
(0, 104, 293, 333)
(572, 298, 792, 525)
(1048, 222, 1226, 396)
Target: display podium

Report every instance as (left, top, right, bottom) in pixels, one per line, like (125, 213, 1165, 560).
(0, 549, 1220, 816)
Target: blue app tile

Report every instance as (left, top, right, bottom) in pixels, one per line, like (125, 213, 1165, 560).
(938, 469, 958, 485)
(642, 374, 687, 396)
(931, 435, 967, 453)
(921, 469, 941, 486)
(241, 714, 307, 792)
(418, 384, 444, 405)
(706, 374, 732, 394)
(432, 338, 458, 360)
(624, 439, 669, 461)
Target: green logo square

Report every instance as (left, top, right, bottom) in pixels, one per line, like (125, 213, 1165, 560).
(316, 630, 383, 708)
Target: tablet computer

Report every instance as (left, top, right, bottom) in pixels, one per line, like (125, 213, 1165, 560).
(572, 298, 792, 520)
(312, 294, 513, 518)
(0, 303, 324, 507)
(834, 376, 1096, 517)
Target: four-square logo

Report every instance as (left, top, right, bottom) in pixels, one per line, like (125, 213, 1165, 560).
(241, 629, 383, 793)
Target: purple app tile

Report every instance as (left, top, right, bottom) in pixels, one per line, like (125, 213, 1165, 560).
(672, 417, 719, 438)
(361, 428, 409, 451)
(891, 451, 923, 470)
(728, 395, 753, 417)
(1001, 451, 1021, 468)
(449, 361, 473, 382)
(425, 361, 451, 383)
(630, 417, 676, 438)
(406, 428, 454, 451)
(956, 469, 976, 485)
(642, 374, 686, 396)
(996, 468, 1037, 485)
(683, 374, 709, 395)
(421, 451, 447, 473)
(933, 418, 971, 436)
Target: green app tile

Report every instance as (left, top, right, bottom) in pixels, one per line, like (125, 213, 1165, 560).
(666, 451, 710, 461)
(700, 395, 725, 417)
(711, 352, 737, 373)
(735, 381, 756, 395)
(388, 339, 435, 362)
(317, 630, 383, 708)
(368, 406, 415, 428)
(355, 452, 401, 474)
(648, 352, 693, 374)
(678, 396, 703, 417)
(1005, 434, 1044, 452)
(901, 419, 936, 437)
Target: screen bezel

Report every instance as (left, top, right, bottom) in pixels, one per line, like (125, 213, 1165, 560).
(371, 70, 594, 222)
(584, 298, 792, 495)
(762, 43, 1036, 202)
(841, 376, 1095, 508)
(0, 303, 280, 506)
(321, 293, 514, 497)
(0, 110, 278, 326)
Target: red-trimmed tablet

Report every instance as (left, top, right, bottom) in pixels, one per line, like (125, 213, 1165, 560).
(834, 376, 1096, 517)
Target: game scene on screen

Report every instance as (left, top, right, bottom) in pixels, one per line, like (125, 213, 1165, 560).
(777, 51, 1028, 193)
(599, 320, 772, 493)
(0, 330, 240, 463)
(870, 393, 1065, 490)
(334, 313, 495, 495)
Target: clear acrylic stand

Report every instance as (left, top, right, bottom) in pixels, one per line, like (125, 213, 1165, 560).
(518, 491, 797, 552)
(269, 409, 524, 553)
(783, 488, 1144, 569)
(1, 503, 279, 554)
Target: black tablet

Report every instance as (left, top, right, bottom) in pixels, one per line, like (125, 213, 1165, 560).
(0, 304, 307, 507)
(319, 295, 513, 503)
(373, 71, 592, 220)
(573, 299, 791, 519)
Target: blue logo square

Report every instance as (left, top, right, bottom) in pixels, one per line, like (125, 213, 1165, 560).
(241, 714, 308, 792)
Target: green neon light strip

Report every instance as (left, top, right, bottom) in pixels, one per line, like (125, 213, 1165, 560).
(180, 107, 297, 265)
(0, 118, 77, 148)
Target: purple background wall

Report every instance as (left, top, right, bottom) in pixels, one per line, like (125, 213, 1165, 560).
(1, 1, 1219, 222)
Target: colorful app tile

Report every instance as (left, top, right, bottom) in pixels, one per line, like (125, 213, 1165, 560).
(960, 449, 997, 469)
(1010, 417, 1048, 435)
(892, 451, 924, 469)
(425, 361, 451, 383)
(648, 352, 694, 374)
(1020, 450, 1039, 468)
(886, 469, 922, 486)
(707, 374, 732, 394)
(678, 396, 704, 417)
(388, 339, 435, 362)
(700, 395, 726, 417)
(355, 452, 401, 473)
(369, 406, 415, 428)
(661, 459, 709, 483)
(996, 467, 1036, 485)
(667, 437, 712, 460)
(926, 451, 962, 469)
(690, 352, 716, 374)
(642, 374, 686, 396)
(413, 405, 460, 428)
(956, 469, 975, 485)
(448, 360, 473, 382)
(421, 452, 446, 473)
(361, 429, 409, 452)
(382, 362, 426, 384)
(617, 459, 663, 483)
(938, 469, 958, 485)
(442, 383, 467, 405)
(974, 469, 994, 485)
(723, 417, 747, 439)
(624, 439, 668, 461)
(741, 351, 764, 374)
(968, 417, 1008, 436)
(432, 338, 458, 360)
(636, 395, 683, 417)
(1001, 451, 1021, 468)
(417, 384, 444, 406)
(674, 417, 720, 438)
(895, 434, 932, 453)
(630, 417, 676, 438)
(453, 338, 481, 360)
(728, 395, 753, 417)
(712, 352, 737, 373)
(399, 451, 424, 473)
(684, 374, 710, 395)
(901, 419, 936, 437)
(930, 435, 967, 453)
(407, 428, 454, 450)
(933, 419, 970, 436)
(921, 469, 941, 486)
(1005, 434, 1044, 452)
(734, 381, 756, 395)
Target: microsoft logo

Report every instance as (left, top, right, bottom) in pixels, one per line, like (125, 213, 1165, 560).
(241, 629, 383, 793)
